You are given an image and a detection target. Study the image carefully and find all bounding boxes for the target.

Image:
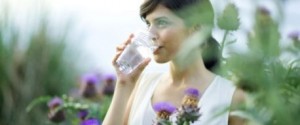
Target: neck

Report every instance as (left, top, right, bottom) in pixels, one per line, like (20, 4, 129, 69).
(168, 56, 213, 86)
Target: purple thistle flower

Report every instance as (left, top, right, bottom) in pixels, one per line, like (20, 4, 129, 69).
(47, 97, 65, 123)
(288, 31, 300, 41)
(103, 83, 115, 96)
(182, 88, 201, 108)
(78, 109, 89, 120)
(48, 110, 65, 123)
(102, 74, 116, 96)
(153, 102, 176, 121)
(153, 102, 176, 114)
(102, 74, 116, 82)
(80, 118, 101, 125)
(80, 73, 101, 98)
(81, 73, 100, 85)
(258, 6, 270, 16)
(82, 85, 97, 98)
(184, 88, 200, 98)
(288, 31, 300, 49)
(48, 97, 63, 109)
(176, 88, 202, 124)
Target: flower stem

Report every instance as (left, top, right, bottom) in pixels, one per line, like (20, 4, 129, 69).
(184, 122, 190, 125)
(220, 30, 229, 60)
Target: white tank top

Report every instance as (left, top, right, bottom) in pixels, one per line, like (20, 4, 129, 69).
(128, 72, 236, 125)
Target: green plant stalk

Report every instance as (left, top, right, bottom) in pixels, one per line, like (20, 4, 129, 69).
(183, 121, 190, 125)
(220, 30, 229, 59)
(26, 96, 51, 113)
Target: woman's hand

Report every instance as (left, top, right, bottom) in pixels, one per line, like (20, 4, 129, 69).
(103, 34, 151, 125)
(112, 34, 151, 89)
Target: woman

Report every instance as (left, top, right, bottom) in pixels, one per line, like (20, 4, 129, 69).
(103, 0, 246, 124)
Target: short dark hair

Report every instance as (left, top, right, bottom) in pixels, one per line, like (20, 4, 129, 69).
(140, 0, 199, 19)
(140, 0, 220, 71)
(140, 0, 214, 27)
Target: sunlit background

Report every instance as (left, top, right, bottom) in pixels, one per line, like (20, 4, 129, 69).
(1, 0, 299, 73)
(1, 0, 300, 125)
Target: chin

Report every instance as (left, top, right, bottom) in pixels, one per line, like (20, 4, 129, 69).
(153, 56, 169, 64)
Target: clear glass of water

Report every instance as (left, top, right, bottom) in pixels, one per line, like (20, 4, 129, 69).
(116, 30, 157, 74)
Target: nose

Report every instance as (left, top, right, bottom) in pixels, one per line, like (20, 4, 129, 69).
(148, 27, 158, 41)
(152, 36, 157, 41)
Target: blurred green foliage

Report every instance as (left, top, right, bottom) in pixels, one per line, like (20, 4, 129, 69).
(162, 1, 300, 124)
(0, 4, 81, 125)
(1, 0, 300, 125)
(218, 4, 300, 125)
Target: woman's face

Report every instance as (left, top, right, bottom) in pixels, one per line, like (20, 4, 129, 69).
(145, 4, 192, 63)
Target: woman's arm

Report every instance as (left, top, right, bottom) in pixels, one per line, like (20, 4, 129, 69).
(122, 80, 140, 125)
(102, 34, 151, 125)
(102, 64, 150, 125)
(102, 62, 150, 125)
(102, 84, 133, 125)
(229, 88, 247, 125)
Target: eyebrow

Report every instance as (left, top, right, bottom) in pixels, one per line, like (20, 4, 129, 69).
(146, 16, 169, 24)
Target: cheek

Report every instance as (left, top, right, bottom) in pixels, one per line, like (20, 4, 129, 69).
(161, 29, 187, 53)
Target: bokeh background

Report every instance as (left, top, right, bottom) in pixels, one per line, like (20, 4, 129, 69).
(2, 0, 299, 72)
(1, 0, 300, 125)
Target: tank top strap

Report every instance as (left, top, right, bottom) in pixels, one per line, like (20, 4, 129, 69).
(128, 72, 165, 125)
(197, 75, 236, 124)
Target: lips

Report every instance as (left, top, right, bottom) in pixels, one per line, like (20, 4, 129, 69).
(153, 46, 163, 54)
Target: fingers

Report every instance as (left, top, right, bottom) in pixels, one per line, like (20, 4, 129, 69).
(115, 34, 134, 52)
(112, 51, 122, 67)
(125, 33, 134, 45)
(131, 58, 151, 76)
(115, 44, 125, 53)
(112, 34, 134, 67)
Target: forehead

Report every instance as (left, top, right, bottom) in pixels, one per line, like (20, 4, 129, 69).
(145, 4, 181, 22)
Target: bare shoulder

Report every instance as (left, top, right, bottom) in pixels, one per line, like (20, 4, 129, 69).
(229, 88, 247, 125)
(231, 88, 246, 106)
(123, 71, 164, 125)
